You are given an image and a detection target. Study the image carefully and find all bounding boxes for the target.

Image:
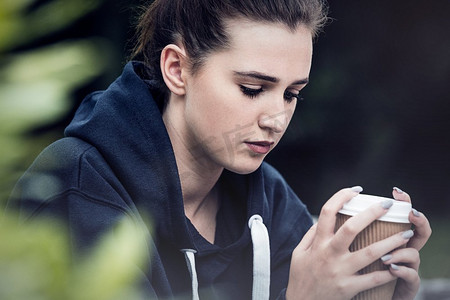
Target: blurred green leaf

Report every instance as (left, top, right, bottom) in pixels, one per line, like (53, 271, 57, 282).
(0, 38, 110, 207)
(0, 0, 110, 211)
(0, 0, 150, 298)
(0, 39, 109, 134)
(0, 213, 149, 300)
(0, 0, 104, 52)
(0, 0, 35, 16)
(0, 213, 70, 300)
(69, 217, 150, 300)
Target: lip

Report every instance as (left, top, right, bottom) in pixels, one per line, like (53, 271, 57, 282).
(245, 141, 274, 154)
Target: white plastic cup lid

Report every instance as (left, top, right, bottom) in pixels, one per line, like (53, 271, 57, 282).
(339, 194, 412, 223)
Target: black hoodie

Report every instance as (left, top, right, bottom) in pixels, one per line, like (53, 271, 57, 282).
(9, 62, 313, 300)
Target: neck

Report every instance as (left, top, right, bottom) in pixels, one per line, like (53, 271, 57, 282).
(179, 163, 222, 220)
(162, 99, 223, 223)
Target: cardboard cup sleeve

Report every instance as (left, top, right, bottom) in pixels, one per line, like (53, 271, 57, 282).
(335, 194, 412, 300)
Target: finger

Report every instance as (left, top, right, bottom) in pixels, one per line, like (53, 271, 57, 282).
(392, 187, 411, 203)
(315, 186, 363, 241)
(380, 248, 420, 271)
(389, 264, 420, 294)
(392, 187, 432, 250)
(350, 230, 414, 273)
(408, 209, 432, 250)
(348, 270, 397, 295)
(296, 223, 318, 251)
(333, 199, 395, 249)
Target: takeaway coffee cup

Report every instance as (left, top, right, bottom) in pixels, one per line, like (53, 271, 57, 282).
(335, 194, 412, 300)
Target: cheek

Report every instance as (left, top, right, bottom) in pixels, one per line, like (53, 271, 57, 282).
(183, 89, 229, 143)
(285, 102, 297, 125)
(187, 81, 244, 126)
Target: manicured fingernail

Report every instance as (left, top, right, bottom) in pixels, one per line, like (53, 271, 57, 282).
(381, 199, 394, 209)
(402, 230, 414, 239)
(391, 263, 400, 270)
(351, 186, 363, 193)
(393, 187, 404, 194)
(412, 208, 420, 217)
(381, 254, 392, 262)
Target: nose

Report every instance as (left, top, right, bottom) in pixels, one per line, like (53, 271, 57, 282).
(258, 92, 293, 133)
(257, 110, 287, 134)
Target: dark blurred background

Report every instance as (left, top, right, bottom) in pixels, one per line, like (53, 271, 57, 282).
(1, 0, 449, 280)
(271, 0, 450, 218)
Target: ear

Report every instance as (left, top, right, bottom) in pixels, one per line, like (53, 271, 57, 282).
(160, 44, 187, 96)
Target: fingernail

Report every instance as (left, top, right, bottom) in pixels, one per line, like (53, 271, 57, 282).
(391, 263, 400, 270)
(412, 208, 420, 217)
(393, 187, 404, 194)
(381, 254, 392, 262)
(351, 186, 363, 193)
(402, 229, 414, 239)
(381, 199, 394, 209)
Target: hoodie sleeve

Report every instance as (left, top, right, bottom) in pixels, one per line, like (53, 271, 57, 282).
(7, 137, 136, 252)
(259, 163, 314, 300)
(6, 137, 167, 298)
(271, 191, 313, 300)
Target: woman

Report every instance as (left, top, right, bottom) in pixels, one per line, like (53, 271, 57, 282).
(10, 0, 431, 299)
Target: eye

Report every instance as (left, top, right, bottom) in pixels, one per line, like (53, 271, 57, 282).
(240, 85, 264, 99)
(283, 90, 303, 103)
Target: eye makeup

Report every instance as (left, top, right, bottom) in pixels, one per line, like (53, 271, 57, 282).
(240, 85, 264, 98)
(234, 70, 307, 102)
(283, 90, 303, 103)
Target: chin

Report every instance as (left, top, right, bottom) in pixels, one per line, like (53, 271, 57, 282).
(224, 157, 264, 175)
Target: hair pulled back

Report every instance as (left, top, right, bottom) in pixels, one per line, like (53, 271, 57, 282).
(131, 0, 328, 98)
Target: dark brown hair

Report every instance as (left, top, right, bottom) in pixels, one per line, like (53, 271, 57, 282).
(131, 0, 328, 98)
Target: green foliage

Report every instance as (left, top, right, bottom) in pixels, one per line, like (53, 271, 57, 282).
(0, 0, 103, 52)
(0, 213, 149, 300)
(0, 1, 150, 296)
(0, 0, 110, 206)
(0, 39, 108, 135)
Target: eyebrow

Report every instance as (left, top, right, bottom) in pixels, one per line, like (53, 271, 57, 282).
(233, 71, 309, 85)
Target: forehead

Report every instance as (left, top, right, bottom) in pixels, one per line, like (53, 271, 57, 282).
(214, 19, 313, 80)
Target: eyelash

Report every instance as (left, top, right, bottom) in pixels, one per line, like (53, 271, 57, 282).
(240, 85, 263, 99)
(284, 90, 304, 103)
(239, 85, 303, 103)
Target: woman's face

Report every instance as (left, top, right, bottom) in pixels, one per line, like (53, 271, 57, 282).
(176, 19, 313, 174)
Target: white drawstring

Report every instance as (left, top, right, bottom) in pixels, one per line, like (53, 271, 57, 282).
(181, 249, 200, 300)
(248, 214, 271, 300)
(181, 215, 270, 300)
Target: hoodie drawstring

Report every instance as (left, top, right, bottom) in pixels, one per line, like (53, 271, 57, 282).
(181, 214, 270, 300)
(181, 249, 200, 300)
(248, 214, 270, 300)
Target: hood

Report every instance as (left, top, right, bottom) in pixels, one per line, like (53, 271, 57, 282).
(65, 61, 194, 248)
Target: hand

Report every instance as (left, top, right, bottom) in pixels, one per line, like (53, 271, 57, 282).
(379, 187, 432, 300)
(286, 187, 414, 300)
